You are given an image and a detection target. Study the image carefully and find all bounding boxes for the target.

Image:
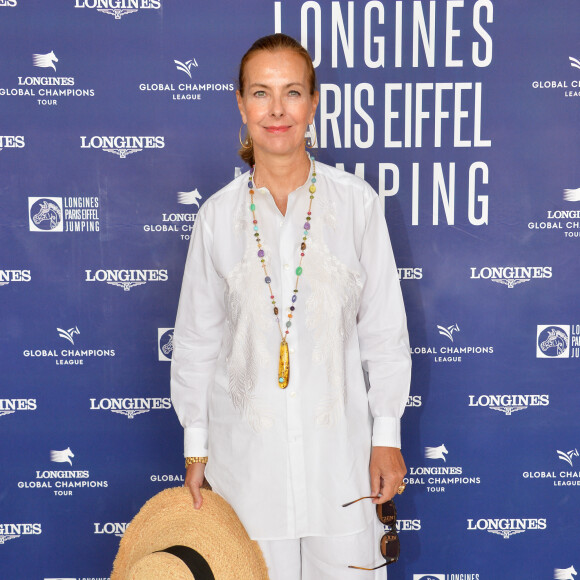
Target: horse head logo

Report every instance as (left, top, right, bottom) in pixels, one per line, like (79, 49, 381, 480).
(425, 444, 448, 462)
(437, 324, 460, 342)
(540, 328, 569, 357)
(174, 59, 198, 78)
(32, 51, 58, 71)
(177, 189, 202, 207)
(57, 326, 80, 345)
(161, 332, 174, 356)
(563, 188, 580, 202)
(554, 566, 577, 580)
(50, 447, 75, 465)
(557, 449, 579, 467)
(32, 200, 62, 230)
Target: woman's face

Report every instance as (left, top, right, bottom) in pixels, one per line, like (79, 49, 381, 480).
(237, 49, 319, 162)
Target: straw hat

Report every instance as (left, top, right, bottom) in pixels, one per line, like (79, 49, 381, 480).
(111, 487, 269, 579)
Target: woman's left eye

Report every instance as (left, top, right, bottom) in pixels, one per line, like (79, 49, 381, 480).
(288, 90, 301, 96)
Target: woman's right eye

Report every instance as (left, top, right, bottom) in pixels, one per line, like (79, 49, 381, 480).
(254, 90, 266, 97)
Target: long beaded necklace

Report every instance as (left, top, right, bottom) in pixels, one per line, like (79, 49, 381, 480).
(248, 153, 317, 389)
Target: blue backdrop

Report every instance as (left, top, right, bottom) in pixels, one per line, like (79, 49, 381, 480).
(1, 1, 578, 579)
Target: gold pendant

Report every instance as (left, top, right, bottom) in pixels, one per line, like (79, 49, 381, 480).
(278, 339, 290, 389)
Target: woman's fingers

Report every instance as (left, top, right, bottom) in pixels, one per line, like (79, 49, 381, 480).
(185, 463, 206, 509)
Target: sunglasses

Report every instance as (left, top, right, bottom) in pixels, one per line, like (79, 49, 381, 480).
(341, 496, 400, 571)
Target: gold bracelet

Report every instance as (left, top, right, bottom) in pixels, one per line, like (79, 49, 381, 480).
(185, 456, 208, 468)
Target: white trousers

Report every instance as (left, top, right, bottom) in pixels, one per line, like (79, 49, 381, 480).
(257, 517, 387, 580)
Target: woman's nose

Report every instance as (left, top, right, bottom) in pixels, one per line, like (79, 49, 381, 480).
(269, 94, 285, 117)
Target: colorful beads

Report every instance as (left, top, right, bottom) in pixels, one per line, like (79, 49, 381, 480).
(248, 153, 316, 357)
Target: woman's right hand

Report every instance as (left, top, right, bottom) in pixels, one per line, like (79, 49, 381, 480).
(185, 462, 207, 509)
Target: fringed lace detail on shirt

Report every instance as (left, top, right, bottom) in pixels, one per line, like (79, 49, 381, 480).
(304, 234, 363, 427)
(224, 204, 274, 430)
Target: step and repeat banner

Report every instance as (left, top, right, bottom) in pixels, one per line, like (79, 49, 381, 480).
(1, 1, 578, 579)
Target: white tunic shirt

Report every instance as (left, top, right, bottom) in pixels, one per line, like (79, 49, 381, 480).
(171, 160, 411, 540)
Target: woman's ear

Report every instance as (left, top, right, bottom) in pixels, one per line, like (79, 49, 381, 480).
(309, 90, 320, 124)
(236, 91, 247, 124)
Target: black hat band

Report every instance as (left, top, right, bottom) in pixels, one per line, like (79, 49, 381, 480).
(157, 545, 215, 580)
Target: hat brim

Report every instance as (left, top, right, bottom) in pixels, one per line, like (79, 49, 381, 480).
(111, 487, 269, 580)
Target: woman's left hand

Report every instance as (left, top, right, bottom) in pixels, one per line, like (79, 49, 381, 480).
(369, 446, 407, 504)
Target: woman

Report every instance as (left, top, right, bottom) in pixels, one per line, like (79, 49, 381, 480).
(171, 33, 411, 580)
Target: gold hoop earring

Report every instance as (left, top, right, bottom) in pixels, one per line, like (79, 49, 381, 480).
(239, 124, 252, 149)
(305, 123, 317, 149)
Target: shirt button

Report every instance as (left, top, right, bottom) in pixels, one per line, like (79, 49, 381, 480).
(279, 221, 284, 227)
(284, 264, 290, 270)
(290, 391, 296, 398)
(289, 348, 295, 354)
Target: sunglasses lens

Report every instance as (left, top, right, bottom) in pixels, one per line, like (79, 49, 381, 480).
(376, 501, 397, 526)
(380, 532, 400, 562)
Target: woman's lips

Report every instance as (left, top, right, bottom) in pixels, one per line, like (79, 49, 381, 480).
(265, 125, 291, 134)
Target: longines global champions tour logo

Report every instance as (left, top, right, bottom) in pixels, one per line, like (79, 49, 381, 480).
(18, 449, 108, 496)
(404, 445, 481, 494)
(0, 52, 96, 107)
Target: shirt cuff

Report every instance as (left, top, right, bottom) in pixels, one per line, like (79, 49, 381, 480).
(372, 417, 401, 448)
(184, 427, 208, 457)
